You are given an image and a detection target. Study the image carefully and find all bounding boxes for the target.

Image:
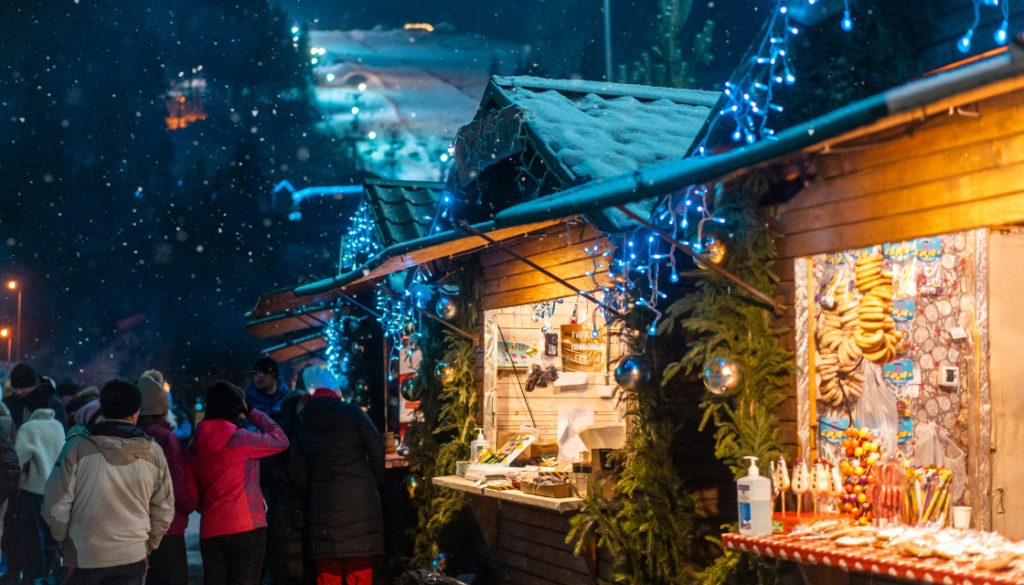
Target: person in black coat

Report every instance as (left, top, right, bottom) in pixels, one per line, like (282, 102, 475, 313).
(289, 387, 385, 585)
(264, 390, 313, 585)
(0, 418, 22, 560)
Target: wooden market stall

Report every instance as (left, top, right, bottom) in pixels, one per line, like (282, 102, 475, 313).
(488, 37, 1024, 585)
(285, 76, 721, 584)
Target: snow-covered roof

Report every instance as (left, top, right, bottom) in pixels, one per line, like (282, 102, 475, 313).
(484, 76, 720, 182)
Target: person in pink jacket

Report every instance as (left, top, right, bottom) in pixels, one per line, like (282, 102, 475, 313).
(185, 381, 289, 585)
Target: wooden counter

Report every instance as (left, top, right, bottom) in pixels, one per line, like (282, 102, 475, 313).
(433, 475, 584, 514)
(433, 476, 609, 585)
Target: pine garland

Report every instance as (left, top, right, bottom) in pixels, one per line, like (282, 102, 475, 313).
(405, 259, 480, 567)
(569, 174, 791, 585)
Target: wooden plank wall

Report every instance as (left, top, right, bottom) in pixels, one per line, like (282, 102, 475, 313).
(770, 84, 1024, 457)
(478, 222, 613, 312)
(486, 503, 612, 585)
(487, 302, 623, 445)
(778, 86, 1024, 259)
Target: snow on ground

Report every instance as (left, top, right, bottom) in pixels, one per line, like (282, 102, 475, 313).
(307, 29, 524, 181)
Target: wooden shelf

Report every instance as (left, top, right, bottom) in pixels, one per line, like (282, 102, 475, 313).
(433, 475, 584, 514)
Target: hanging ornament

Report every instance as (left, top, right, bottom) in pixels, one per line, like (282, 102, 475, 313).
(436, 296, 458, 322)
(614, 355, 651, 392)
(695, 233, 727, 270)
(400, 377, 417, 402)
(403, 474, 421, 498)
(702, 356, 743, 395)
(432, 553, 449, 573)
(435, 362, 455, 385)
(351, 342, 365, 354)
(402, 319, 416, 335)
(344, 317, 360, 334)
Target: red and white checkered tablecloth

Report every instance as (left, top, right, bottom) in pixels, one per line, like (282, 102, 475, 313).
(722, 533, 1024, 584)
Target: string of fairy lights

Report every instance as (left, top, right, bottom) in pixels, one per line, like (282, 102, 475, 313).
(325, 0, 1013, 365)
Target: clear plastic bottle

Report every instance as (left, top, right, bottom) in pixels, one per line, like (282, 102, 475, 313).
(737, 455, 772, 537)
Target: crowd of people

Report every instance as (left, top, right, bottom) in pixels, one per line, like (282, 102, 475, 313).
(0, 357, 386, 585)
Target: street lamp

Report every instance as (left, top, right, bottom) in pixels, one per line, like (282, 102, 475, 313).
(7, 281, 19, 362)
(0, 329, 8, 362)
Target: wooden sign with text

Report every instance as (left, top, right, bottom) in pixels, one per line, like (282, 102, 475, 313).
(560, 324, 605, 372)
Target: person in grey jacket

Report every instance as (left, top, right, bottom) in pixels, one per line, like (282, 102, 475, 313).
(42, 378, 174, 585)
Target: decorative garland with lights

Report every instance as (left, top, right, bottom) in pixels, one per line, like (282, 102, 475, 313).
(340, 200, 382, 271)
(568, 174, 791, 585)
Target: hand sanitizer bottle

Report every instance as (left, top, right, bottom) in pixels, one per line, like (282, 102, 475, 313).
(737, 456, 772, 537)
(470, 428, 490, 459)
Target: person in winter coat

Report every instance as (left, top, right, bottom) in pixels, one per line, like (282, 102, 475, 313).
(289, 382, 385, 585)
(185, 381, 289, 585)
(137, 375, 195, 585)
(42, 378, 175, 585)
(263, 390, 313, 585)
(11, 384, 65, 585)
(246, 357, 290, 418)
(3, 364, 67, 430)
(0, 418, 21, 560)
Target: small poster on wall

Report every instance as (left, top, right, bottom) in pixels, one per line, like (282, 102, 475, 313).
(497, 341, 532, 369)
(560, 324, 605, 372)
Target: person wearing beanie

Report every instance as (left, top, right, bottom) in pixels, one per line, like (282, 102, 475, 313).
(65, 400, 103, 441)
(135, 375, 193, 585)
(3, 364, 68, 431)
(245, 357, 290, 418)
(185, 381, 289, 585)
(12, 384, 65, 585)
(289, 374, 385, 585)
(65, 386, 99, 428)
(42, 378, 174, 585)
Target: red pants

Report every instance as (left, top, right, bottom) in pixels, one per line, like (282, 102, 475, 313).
(315, 558, 373, 585)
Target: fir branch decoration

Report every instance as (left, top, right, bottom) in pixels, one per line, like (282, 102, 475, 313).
(661, 176, 792, 479)
(406, 259, 481, 567)
(568, 324, 701, 585)
(570, 174, 790, 585)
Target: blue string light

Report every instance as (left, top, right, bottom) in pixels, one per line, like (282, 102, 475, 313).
(341, 200, 382, 271)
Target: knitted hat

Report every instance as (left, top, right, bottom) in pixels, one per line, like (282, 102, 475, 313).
(74, 400, 103, 427)
(100, 378, 143, 420)
(141, 369, 165, 385)
(205, 381, 246, 421)
(252, 357, 280, 380)
(10, 364, 37, 390)
(138, 375, 170, 417)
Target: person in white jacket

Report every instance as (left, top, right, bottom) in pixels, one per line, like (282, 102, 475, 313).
(12, 384, 65, 585)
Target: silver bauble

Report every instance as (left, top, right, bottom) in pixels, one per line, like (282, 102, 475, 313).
(403, 474, 421, 498)
(695, 233, 727, 270)
(432, 553, 449, 572)
(702, 356, 742, 395)
(400, 377, 416, 402)
(436, 296, 458, 322)
(402, 319, 416, 335)
(614, 355, 651, 392)
(435, 362, 455, 385)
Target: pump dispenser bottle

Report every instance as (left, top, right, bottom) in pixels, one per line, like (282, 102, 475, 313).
(737, 455, 772, 537)
(470, 428, 490, 459)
